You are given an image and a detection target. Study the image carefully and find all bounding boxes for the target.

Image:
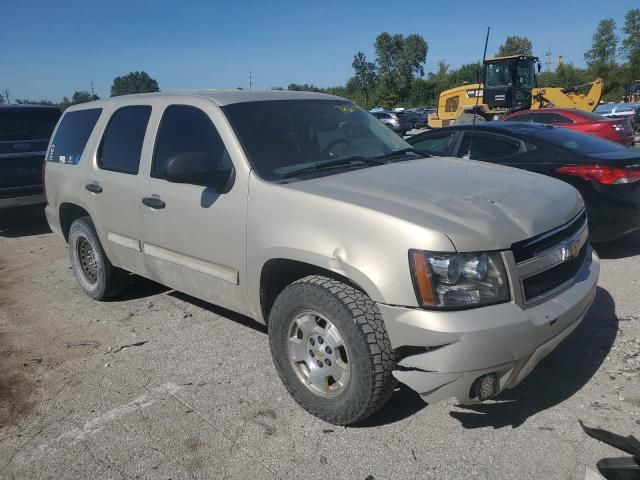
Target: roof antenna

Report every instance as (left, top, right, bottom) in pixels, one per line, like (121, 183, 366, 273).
(467, 26, 490, 158)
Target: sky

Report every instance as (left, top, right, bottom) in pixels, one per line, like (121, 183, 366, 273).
(2, 0, 637, 102)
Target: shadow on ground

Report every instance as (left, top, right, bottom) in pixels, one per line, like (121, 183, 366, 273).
(594, 231, 640, 260)
(170, 291, 268, 335)
(449, 286, 617, 429)
(0, 205, 50, 238)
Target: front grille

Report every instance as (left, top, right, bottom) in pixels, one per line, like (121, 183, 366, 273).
(511, 211, 587, 263)
(522, 243, 587, 301)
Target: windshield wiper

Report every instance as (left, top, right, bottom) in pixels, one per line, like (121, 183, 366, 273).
(279, 156, 384, 179)
(376, 147, 429, 161)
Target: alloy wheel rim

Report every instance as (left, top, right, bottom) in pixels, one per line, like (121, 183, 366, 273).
(287, 311, 350, 397)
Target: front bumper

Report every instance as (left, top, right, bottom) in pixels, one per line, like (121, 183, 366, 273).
(378, 247, 599, 404)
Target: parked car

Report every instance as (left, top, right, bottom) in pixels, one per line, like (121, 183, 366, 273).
(502, 108, 635, 147)
(0, 104, 61, 208)
(595, 103, 639, 132)
(372, 110, 413, 135)
(405, 108, 430, 128)
(45, 91, 598, 425)
(407, 122, 640, 242)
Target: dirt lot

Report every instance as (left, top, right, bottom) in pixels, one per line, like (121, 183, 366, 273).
(1, 205, 639, 480)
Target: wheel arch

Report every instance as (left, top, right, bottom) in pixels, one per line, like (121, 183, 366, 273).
(258, 257, 380, 323)
(59, 202, 91, 242)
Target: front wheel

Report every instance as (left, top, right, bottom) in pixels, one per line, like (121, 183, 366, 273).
(268, 275, 396, 425)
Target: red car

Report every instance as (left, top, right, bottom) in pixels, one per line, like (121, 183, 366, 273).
(502, 108, 635, 147)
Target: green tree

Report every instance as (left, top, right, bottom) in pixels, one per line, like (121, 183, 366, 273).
(72, 90, 99, 103)
(621, 9, 640, 81)
(110, 71, 159, 97)
(496, 36, 533, 56)
(584, 19, 617, 72)
(351, 51, 377, 107)
(373, 32, 428, 105)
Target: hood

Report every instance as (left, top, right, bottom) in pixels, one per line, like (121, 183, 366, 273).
(289, 157, 584, 252)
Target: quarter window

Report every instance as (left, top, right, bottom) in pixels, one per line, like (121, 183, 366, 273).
(98, 106, 151, 174)
(47, 109, 102, 164)
(152, 105, 231, 179)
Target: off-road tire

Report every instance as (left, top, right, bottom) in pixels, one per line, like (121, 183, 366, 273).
(68, 216, 128, 300)
(454, 113, 487, 125)
(269, 275, 396, 425)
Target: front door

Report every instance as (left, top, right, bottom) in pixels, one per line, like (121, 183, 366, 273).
(137, 101, 247, 314)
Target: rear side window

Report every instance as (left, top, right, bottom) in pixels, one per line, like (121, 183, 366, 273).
(1, 108, 61, 142)
(152, 105, 230, 179)
(411, 132, 456, 155)
(458, 132, 522, 160)
(504, 113, 531, 122)
(530, 112, 573, 125)
(47, 108, 102, 164)
(98, 106, 151, 174)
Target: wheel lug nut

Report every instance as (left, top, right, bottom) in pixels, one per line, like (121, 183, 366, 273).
(309, 350, 315, 357)
(317, 360, 323, 368)
(318, 337, 324, 344)
(325, 346, 332, 354)
(310, 338, 315, 346)
(325, 359, 331, 366)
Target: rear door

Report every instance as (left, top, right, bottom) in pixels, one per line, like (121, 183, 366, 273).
(0, 107, 60, 202)
(137, 101, 247, 314)
(83, 105, 152, 275)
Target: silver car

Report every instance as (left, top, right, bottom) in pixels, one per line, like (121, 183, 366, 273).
(44, 91, 599, 425)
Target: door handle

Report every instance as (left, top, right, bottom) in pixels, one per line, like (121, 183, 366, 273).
(142, 196, 166, 209)
(85, 183, 103, 194)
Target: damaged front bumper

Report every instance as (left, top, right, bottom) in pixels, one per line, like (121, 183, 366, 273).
(378, 248, 599, 405)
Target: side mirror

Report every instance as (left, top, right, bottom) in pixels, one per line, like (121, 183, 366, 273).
(164, 152, 234, 192)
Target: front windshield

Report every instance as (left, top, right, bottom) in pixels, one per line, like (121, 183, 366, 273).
(222, 100, 412, 181)
(485, 62, 513, 88)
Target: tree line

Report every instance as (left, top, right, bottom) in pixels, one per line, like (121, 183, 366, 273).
(1, 71, 160, 110)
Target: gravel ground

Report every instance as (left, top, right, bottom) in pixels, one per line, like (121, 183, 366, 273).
(1, 205, 639, 480)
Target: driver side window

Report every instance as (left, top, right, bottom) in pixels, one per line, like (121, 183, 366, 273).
(152, 105, 232, 180)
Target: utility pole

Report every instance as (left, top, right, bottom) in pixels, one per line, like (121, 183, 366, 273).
(3, 87, 10, 104)
(249, 67, 252, 91)
(544, 45, 552, 73)
(90, 80, 95, 97)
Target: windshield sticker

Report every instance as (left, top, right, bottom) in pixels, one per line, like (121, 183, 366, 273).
(335, 104, 358, 114)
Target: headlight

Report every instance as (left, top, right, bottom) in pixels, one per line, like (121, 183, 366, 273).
(409, 250, 510, 308)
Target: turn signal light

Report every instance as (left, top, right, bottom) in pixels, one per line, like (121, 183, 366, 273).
(555, 165, 640, 185)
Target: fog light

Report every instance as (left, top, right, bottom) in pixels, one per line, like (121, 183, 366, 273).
(473, 373, 499, 401)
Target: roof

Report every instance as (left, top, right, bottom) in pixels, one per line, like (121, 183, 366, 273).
(485, 55, 539, 62)
(65, 89, 344, 111)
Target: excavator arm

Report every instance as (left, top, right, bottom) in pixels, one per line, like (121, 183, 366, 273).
(531, 78, 603, 112)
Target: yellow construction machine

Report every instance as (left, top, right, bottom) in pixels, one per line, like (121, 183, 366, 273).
(428, 55, 603, 127)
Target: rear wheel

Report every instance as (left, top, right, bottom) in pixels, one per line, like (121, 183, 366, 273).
(68, 217, 128, 300)
(268, 275, 396, 425)
(454, 113, 487, 125)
